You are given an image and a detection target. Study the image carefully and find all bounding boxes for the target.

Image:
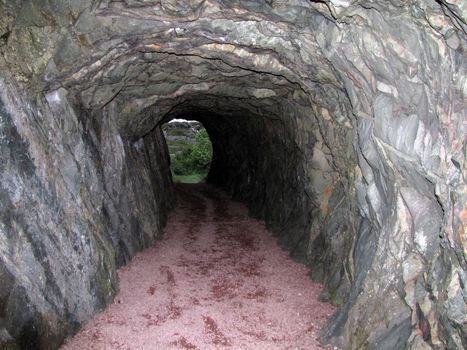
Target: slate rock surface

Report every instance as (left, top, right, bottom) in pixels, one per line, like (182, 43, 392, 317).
(0, 0, 465, 349)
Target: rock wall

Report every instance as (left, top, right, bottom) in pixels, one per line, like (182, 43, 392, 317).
(0, 0, 465, 349)
(0, 78, 174, 348)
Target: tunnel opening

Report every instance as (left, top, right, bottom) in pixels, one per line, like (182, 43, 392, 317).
(0, 1, 465, 349)
(162, 118, 213, 184)
(157, 103, 315, 266)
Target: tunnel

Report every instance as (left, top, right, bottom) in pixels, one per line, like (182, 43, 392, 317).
(0, 1, 465, 349)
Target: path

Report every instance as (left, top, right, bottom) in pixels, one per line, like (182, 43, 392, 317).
(62, 184, 335, 350)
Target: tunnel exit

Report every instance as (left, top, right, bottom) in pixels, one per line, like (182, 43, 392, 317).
(162, 119, 213, 184)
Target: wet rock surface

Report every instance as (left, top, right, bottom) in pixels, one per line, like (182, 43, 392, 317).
(0, 0, 465, 349)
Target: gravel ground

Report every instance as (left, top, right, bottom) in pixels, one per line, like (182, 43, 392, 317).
(61, 184, 335, 350)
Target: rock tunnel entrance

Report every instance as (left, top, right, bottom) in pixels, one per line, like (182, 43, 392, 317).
(0, 1, 465, 349)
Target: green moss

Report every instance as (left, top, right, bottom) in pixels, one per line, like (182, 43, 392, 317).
(92, 265, 117, 310)
(309, 262, 325, 282)
(8, 26, 65, 77)
(352, 327, 370, 350)
(89, 233, 117, 309)
(329, 289, 344, 306)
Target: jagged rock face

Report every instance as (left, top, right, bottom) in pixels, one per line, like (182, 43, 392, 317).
(0, 1, 465, 349)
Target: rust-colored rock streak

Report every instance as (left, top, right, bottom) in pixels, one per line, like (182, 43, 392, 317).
(61, 184, 335, 350)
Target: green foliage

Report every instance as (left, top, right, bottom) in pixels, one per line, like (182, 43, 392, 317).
(169, 128, 213, 181)
(172, 173, 206, 183)
(190, 129, 212, 172)
(172, 147, 194, 175)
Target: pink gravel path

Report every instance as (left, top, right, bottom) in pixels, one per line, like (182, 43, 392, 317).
(61, 184, 336, 350)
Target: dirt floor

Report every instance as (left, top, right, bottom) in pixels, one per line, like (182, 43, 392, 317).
(61, 184, 336, 350)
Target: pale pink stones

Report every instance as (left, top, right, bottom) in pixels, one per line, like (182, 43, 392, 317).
(61, 184, 336, 350)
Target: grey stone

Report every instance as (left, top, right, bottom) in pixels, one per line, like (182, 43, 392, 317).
(0, 0, 465, 349)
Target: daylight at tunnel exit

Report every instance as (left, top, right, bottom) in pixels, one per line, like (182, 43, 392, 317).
(0, 1, 465, 350)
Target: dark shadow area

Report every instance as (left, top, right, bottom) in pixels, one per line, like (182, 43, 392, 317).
(159, 107, 314, 265)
